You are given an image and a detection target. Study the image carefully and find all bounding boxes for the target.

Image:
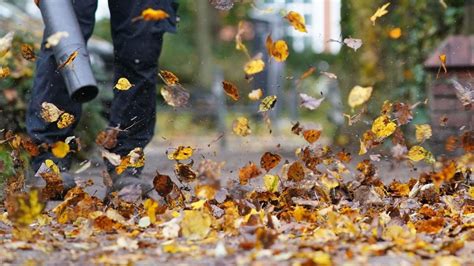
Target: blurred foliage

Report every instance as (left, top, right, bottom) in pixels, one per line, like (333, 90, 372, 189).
(338, 0, 464, 119)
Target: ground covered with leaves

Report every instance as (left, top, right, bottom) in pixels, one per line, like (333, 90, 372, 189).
(1, 1, 474, 265)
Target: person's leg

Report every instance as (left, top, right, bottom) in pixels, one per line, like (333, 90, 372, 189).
(106, 0, 178, 172)
(26, 0, 98, 172)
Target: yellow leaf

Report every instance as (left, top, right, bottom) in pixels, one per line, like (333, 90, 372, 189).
(389, 27, 401, 39)
(115, 77, 133, 91)
(437, 54, 447, 79)
(348, 85, 373, 108)
(232, 117, 251, 137)
(40, 102, 63, 123)
(359, 139, 367, 155)
(407, 145, 427, 162)
(248, 88, 263, 101)
(168, 146, 193, 160)
(141, 8, 169, 21)
(371, 115, 396, 138)
(468, 187, 474, 199)
(259, 95, 277, 112)
(181, 210, 212, 240)
(263, 174, 279, 193)
(143, 198, 158, 224)
(191, 199, 207, 210)
(45, 159, 60, 174)
(235, 21, 250, 57)
(57, 112, 75, 129)
(370, 2, 391, 25)
(285, 11, 307, 33)
(0, 66, 10, 79)
(266, 35, 289, 62)
(159, 70, 180, 85)
(244, 58, 265, 75)
(51, 141, 70, 158)
(415, 124, 432, 143)
(10, 189, 45, 227)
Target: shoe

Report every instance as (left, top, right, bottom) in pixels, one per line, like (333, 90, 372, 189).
(25, 170, 77, 200)
(105, 170, 153, 202)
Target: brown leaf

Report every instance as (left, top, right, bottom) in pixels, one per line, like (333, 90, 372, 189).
(287, 161, 305, 181)
(153, 171, 175, 197)
(303, 129, 321, 144)
(260, 152, 281, 172)
(175, 162, 197, 183)
(239, 162, 261, 185)
(96, 128, 119, 149)
(222, 81, 239, 101)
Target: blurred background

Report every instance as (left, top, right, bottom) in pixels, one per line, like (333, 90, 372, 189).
(0, 0, 470, 179)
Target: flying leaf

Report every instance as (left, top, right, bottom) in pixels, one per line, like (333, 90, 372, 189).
(20, 44, 36, 62)
(370, 2, 390, 25)
(175, 162, 197, 182)
(45, 31, 69, 48)
(159, 70, 180, 85)
(168, 146, 193, 160)
(244, 58, 265, 75)
(57, 49, 79, 70)
(51, 141, 70, 158)
(210, 0, 234, 11)
(57, 112, 75, 129)
(371, 115, 396, 138)
(239, 162, 261, 185)
(437, 54, 447, 79)
(40, 102, 63, 122)
(450, 80, 473, 110)
(348, 85, 373, 108)
(0, 66, 10, 79)
(222, 81, 240, 101)
(343, 38, 363, 52)
(153, 171, 175, 197)
(133, 8, 170, 22)
(303, 129, 321, 144)
(415, 124, 432, 143)
(115, 147, 145, 174)
(143, 198, 158, 224)
(299, 93, 325, 110)
(248, 88, 263, 101)
(320, 71, 337, 79)
(115, 77, 133, 91)
(263, 174, 279, 193)
(259, 95, 277, 112)
(287, 161, 305, 181)
(181, 210, 212, 240)
(232, 117, 251, 137)
(235, 21, 249, 57)
(0, 31, 14, 57)
(284, 11, 307, 33)
(266, 34, 289, 62)
(407, 145, 428, 162)
(161, 84, 190, 107)
(260, 152, 281, 172)
(389, 27, 401, 39)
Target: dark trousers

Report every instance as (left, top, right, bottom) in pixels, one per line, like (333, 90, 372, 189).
(27, 0, 177, 172)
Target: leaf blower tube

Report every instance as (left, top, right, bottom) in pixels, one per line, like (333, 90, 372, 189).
(39, 0, 98, 103)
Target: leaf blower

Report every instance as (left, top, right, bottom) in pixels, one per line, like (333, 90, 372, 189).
(38, 0, 98, 102)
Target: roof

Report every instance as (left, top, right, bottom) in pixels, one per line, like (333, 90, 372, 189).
(424, 35, 474, 69)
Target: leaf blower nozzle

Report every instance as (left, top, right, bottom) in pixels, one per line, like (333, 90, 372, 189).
(39, 0, 98, 103)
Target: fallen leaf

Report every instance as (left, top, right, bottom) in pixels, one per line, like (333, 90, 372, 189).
(181, 210, 212, 240)
(370, 2, 390, 25)
(239, 162, 261, 185)
(287, 161, 305, 181)
(263, 174, 279, 192)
